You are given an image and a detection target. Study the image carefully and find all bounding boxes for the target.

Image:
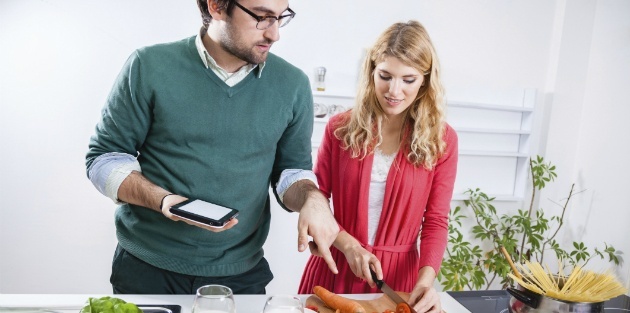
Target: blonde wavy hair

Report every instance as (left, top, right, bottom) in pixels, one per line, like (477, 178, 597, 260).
(335, 20, 446, 169)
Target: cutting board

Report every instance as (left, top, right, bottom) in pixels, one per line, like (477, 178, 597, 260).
(306, 291, 421, 313)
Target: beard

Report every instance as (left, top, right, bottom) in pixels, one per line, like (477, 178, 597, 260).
(220, 18, 272, 65)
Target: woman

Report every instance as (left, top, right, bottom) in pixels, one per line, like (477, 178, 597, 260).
(298, 20, 457, 313)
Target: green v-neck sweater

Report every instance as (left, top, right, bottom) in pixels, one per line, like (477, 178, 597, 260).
(86, 36, 314, 276)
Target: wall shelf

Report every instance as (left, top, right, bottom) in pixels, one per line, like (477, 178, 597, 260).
(448, 100, 534, 113)
(312, 90, 354, 99)
(447, 89, 538, 201)
(459, 150, 530, 158)
(454, 127, 531, 135)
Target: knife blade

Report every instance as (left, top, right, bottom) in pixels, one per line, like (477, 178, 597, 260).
(370, 268, 418, 313)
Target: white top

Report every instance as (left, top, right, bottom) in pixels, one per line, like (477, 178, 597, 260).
(367, 148, 397, 245)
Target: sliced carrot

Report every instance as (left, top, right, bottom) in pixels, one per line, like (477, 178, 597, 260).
(312, 285, 366, 313)
(395, 303, 411, 313)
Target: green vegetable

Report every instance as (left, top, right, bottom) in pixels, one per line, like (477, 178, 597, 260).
(80, 296, 143, 313)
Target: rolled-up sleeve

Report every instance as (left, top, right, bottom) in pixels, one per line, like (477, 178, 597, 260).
(88, 152, 141, 204)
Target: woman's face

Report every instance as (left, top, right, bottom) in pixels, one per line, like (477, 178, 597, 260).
(373, 56, 424, 120)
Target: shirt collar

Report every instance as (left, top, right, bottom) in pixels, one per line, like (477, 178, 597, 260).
(195, 31, 265, 78)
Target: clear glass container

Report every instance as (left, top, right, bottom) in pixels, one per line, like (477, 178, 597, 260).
(315, 67, 326, 91)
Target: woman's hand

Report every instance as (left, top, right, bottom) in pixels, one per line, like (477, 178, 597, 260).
(408, 285, 440, 313)
(408, 267, 441, 313)
(335, 231, 383, 287)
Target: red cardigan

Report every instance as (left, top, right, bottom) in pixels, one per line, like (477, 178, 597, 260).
(298, 113, 458, 294)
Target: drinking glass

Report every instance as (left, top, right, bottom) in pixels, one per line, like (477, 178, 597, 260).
(191, 285, 236, 313)
(262, 295, 304, 313)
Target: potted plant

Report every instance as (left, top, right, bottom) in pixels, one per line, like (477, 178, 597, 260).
(438, 155, 623, 291)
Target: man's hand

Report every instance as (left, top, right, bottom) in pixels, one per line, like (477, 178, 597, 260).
(161, 194, 238, 232)
(283, 180, 339, 274)
(297, 191, 340, 274)
(117, 171, 237, 232)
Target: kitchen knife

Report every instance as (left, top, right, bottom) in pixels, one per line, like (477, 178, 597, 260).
(370, 268, 418, 313)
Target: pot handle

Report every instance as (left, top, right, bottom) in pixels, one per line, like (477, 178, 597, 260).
(507, 287, 540, 309)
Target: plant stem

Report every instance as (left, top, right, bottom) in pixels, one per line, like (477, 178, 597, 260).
(485, 272, 498, 290)
(540, 183, 575, 265)
(519, 159, 537, 262)
(470, 201, 493, 236)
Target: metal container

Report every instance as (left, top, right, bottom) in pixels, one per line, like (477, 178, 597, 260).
(507, 285, 604, 313)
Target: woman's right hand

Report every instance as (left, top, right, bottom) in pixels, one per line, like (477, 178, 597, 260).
(161, 194, 238, 232)
(335, 231, 383, 287)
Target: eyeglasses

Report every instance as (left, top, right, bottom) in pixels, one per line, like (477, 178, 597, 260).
(233, 2, 296, 30)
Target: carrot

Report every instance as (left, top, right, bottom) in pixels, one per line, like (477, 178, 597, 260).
(395, 303, 411, 313)
(313, 285, 366, 313)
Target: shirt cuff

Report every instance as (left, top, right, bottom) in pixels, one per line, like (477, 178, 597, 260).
(276, 169, 318, 203)
(88, 152, 141, 204)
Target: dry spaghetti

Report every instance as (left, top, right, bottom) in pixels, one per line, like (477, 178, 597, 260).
(508, 260, 627, 303)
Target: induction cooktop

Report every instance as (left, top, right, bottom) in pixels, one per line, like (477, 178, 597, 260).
(447, 290, 630, 313)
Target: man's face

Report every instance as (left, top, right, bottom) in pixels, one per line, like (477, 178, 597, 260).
(219, 0, 290, 64)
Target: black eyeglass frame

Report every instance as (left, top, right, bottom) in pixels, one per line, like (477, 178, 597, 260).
(233, 1, 296, 30)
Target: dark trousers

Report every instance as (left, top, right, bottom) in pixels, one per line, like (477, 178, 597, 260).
(110, 244, 273, 294)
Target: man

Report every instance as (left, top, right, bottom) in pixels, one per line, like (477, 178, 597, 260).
(85, 0, 338, 294)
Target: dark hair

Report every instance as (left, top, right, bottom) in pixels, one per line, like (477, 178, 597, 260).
(197, 0, 236, 33)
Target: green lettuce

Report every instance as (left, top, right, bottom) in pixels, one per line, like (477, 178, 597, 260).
(80, 296, 143, 313)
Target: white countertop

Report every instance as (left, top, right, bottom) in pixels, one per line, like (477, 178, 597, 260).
(0, 293, 470, 313)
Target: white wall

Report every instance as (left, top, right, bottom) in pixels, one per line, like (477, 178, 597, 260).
(1, 0, 628, 295)
(0, 0, 201, 294)
(539, 0, 630, 281)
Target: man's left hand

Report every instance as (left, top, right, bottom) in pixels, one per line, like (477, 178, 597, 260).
(297, 190, 339, 274)
(282, 180, 339, 274)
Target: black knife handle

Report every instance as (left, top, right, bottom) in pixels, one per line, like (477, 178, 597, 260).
(369, 268, 383, 289)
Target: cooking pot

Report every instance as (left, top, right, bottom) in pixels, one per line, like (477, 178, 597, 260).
(507, 284, 604, 313)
